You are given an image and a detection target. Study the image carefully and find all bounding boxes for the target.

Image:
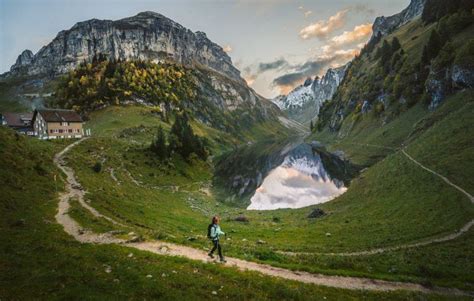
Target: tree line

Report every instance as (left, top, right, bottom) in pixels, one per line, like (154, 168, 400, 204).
(150, 112, 208, 162)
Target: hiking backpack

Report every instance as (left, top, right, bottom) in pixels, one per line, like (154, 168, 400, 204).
(207, 223, 215, 239)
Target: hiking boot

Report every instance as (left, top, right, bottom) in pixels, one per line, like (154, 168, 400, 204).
(220, 258, 227, 263)
(208, 253, 214, 259)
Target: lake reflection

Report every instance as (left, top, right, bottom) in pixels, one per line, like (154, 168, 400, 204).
(247, 145, 346, 210)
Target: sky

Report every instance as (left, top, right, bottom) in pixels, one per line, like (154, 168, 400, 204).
(0, 0, 409, 98)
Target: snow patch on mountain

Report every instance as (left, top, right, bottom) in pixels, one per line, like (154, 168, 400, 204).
(274, 80, 315, 110)
(272, 64, 348, 124)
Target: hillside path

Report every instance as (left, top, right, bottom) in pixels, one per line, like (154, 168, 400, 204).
(53, 138, 473, 296)
(280, 145, 474, 257)
(279, 145, 474, 257)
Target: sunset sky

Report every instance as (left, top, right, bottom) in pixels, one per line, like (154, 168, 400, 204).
(0, 0, 409, 98)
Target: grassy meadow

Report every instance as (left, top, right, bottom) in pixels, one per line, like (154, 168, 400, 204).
(55, 90, 474, 290)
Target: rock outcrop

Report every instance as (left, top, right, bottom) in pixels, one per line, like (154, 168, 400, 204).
(10, 50, 34, 72)
(426, 64, 474, 110)
(370, 0, 426, 41)
(311, 65, 348, 105)
(6, 11, 243, 83)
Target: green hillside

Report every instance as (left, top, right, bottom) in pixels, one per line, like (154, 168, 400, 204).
(56, 89, 472, 290)
(4, 127, 448, 300)
(2, 1, 474, 299)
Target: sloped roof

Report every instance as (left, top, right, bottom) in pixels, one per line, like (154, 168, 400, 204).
(36, 109, 83, 122)
(2, 112, 33, 127)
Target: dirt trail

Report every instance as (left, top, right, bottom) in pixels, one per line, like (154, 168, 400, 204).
(53, 139, 472, 296)
(54, 138, 128, 231)
(402, 149, 474, 204)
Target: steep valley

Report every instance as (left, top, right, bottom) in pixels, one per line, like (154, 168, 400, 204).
(1, 1, 474, 299)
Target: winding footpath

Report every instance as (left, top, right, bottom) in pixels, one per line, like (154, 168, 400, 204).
(54, 139, 473, 297)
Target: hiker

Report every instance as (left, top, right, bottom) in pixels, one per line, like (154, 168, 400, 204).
(207, 216, 226, 263)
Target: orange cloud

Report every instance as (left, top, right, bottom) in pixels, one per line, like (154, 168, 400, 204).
(330, 23, 372, 47)
(245, 74, 257, 86)
(223, 45, 233, 53)
(277, 84, 295, 95)
(299, 10, 347, 40)
(318, 23, 371, 58)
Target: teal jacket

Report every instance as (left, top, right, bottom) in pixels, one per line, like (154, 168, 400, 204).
(210, 224, 225, 240)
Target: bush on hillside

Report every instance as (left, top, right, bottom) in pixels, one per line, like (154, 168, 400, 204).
(93, 162, 102, 173)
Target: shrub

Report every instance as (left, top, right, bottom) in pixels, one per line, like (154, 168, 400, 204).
(93, 162, 102, 173)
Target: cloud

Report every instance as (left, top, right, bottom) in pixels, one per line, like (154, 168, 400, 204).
(258, 58, 289, 73)
(299, 9, 348, 40)
(271, 50, 359, 94)
(330, 23, 372, 47)
(318, 23, 372, 58)
(241, 58, 291, 87)
(350, 4, 376, 16)
(244, 74, 257, 86)
(223, 45, 233, 53)
(304, 10, 312, 18)
(272, 57, 334, 93)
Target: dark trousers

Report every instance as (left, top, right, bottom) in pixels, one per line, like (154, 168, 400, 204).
(210, 239, 223, 259)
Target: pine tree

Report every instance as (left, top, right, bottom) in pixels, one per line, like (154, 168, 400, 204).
(391, 37, 401, 53)
(380, 40, 392, 63)
(151, 125, 168, 160)
(168, 112, 207, 160)
(379, 40, 393, 74)
(426, 29, 442, 60)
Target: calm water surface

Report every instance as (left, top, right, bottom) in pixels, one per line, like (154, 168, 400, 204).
(247, 144, 346, 210)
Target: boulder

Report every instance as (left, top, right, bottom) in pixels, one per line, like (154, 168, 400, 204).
(451, 65, 474, 89)
(234, 215, 249, 222)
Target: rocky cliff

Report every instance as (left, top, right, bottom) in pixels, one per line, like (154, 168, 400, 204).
(10, 50, 34, 72)
(6, 11, 243, 83)
(273, 64, 347, 124)
(370, 0, 426, 41)
(316, 0, 473, 138)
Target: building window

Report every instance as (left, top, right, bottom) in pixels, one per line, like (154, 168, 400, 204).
(54, 129, 59, 133)
(59, 129, 64, 133)
(50, 129, 54, 133)
(68, 129, 73, 133)
(61, 122, 69, 126)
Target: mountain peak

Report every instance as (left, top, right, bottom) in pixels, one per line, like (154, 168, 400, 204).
(272, 63, 348, 123)
(135, 11, 165, 18)
(10, 49, 34, 72)
(6, 12, 243, 83)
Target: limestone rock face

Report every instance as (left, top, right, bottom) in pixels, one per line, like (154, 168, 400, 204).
(311, 65, 348, 106)
(451, 64, 474, 89)
(10, 50, 34, 72)
(7, 11, 243, 83)
(370, 0, 426, 40)
(426, 64, 474, 110)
